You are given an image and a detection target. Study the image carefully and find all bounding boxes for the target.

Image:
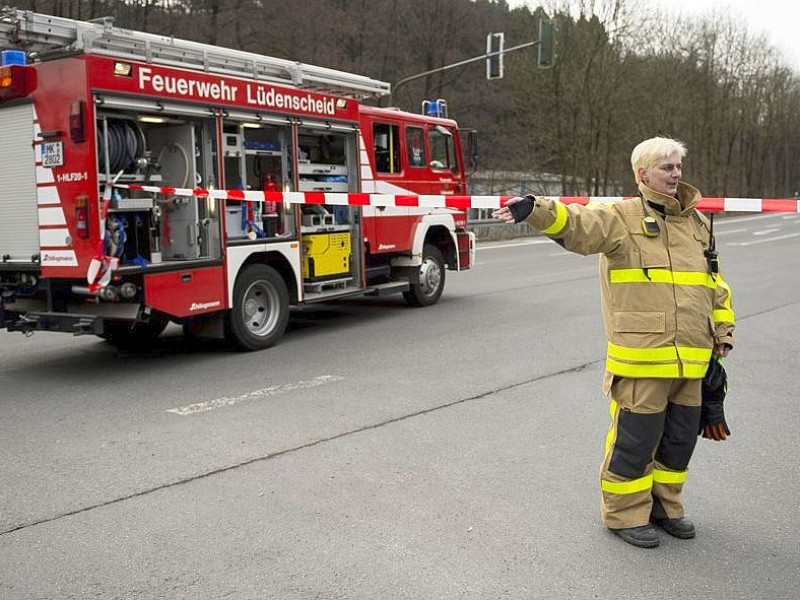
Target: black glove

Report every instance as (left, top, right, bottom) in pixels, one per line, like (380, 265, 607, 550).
(507, 195, 536, 223)
(704, 354, 726, 391)
(699, 355, 730, 441)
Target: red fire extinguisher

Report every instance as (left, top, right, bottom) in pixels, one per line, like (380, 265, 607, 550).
(263, 174, 280, 235)
(263, 175, 277, 213)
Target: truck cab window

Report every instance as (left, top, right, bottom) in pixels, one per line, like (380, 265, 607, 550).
(429, 125, 456, 172)
(406, 126, 426, 169)
(373, 122, 400, 174)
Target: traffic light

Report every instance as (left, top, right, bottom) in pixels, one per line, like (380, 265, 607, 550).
(486, 32, 504, 80)
(538, 20, 554, 68)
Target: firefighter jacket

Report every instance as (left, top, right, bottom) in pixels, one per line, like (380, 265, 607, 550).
(524, 181, 735, 387)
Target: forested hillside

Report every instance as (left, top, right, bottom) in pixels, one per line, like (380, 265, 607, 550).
(9, 0, 800, 197)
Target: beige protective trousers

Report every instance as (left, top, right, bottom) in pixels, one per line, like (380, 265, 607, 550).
(600, 377, 702, 529)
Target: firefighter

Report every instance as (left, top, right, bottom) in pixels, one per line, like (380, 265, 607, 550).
(492, 137, 735, 548)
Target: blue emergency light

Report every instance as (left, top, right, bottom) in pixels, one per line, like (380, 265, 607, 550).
(1, 50, 26, 66)
(422, 99, 448, 119)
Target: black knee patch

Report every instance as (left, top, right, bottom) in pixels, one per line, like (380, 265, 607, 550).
(655, 404, 701, 470)
(609, 409, 665, 478)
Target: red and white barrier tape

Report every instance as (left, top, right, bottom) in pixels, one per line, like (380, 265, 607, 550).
(116, 184, 800, 213)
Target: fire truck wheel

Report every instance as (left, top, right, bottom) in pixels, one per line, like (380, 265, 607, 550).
(228, 264, 290, 351)
(402, 244, 445, 307)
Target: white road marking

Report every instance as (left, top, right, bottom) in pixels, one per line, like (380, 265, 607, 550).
(480, 239, 551, 250)
(167, 375, 344, 416)
(727, 232, 800, 246)
(720, 213, 788, 225)
(754, 228, 780, 236)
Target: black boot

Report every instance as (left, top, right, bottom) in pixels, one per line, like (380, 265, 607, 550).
(650, 496, 696, 539)
(610, 525, 660, 548)
(651, 516, 695, 539)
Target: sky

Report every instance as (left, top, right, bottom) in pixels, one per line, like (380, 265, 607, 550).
(511, 0, 800, 70)
(665, 0, 800, 69)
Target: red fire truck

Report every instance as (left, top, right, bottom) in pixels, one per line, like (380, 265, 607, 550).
(0, 8, 476, 350)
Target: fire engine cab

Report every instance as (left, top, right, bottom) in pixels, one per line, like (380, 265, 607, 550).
(0, 8, 476, 350)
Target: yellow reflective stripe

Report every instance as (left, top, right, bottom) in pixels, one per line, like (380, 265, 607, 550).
(607, 344, 711, 378)
(677, 346, 712, 361)
(606, 358, 679, 378)
(716, 277, 736, 323)
(653, 469, 687, 484)
(610, 269, 716, 288)
(673, 272, 716, 286)
(713, 309, 735, 323)
(541, 201, 568, 235)
(682, 362, 709, 378)
(678, 344, 713, 379)
(610, 269, 670, 283)
(609, 343, 710, 362)
(602, 474, 653, 495)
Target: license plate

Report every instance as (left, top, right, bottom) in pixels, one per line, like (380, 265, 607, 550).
(42, 141, 64, 168)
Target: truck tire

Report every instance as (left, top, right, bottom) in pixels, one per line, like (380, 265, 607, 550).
(402, 244, 445, 307)
(228, 264, 289, 351)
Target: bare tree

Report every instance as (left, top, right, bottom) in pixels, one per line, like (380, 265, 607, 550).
(7, 0, 800, 197)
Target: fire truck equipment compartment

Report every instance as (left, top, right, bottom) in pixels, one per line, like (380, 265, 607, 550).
(302, 229, 351, 279)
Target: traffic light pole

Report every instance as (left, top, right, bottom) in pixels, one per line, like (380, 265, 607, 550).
(391, 40, 540, 102)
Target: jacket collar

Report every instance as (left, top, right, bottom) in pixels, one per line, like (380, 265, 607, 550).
(638, 181, 701, 216)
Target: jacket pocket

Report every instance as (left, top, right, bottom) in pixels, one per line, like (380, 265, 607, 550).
(631, 231, 670, 268)
(613, 311, 666, 333)
(630, 223, 669, 269)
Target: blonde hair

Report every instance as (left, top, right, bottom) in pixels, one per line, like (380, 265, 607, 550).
(631, 137, 687, 184)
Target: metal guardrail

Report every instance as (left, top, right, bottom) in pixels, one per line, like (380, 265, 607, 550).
(467, 218, 539, 242)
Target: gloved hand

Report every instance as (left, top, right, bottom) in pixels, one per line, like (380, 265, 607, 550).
(704, 353, 727, 390)
(507, 195, 536, 223)
(699, 355, 730, 441)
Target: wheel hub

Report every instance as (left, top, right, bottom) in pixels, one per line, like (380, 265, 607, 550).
(244, 297, 260, 320)
(419, 258, 442, 296)
(243, 283, 275, 334)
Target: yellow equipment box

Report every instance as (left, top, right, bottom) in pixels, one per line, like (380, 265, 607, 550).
(302, 230, 351, 279)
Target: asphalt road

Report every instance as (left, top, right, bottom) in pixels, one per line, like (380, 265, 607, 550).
(1, 211, 799, 599)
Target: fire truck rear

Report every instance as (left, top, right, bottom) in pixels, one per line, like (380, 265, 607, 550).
(0, 8, 476, 350)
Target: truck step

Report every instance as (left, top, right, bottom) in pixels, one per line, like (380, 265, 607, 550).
(365, 281, 410, 296)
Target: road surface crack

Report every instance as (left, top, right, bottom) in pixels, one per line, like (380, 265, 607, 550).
(0, 360, 598, 537)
